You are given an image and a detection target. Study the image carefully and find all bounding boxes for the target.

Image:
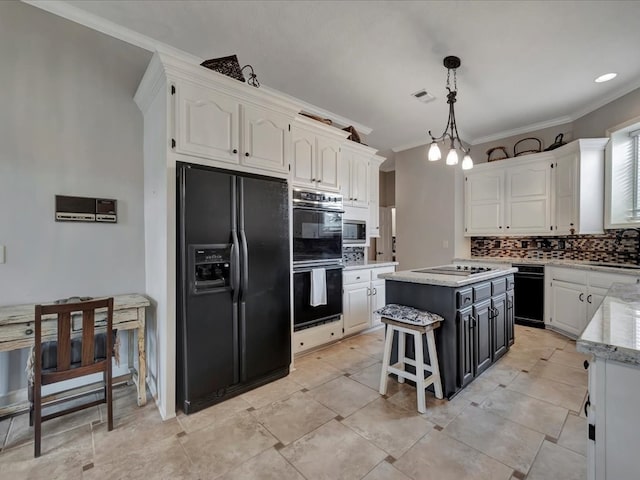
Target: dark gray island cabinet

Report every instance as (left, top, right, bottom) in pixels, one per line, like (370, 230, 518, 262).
(381, 267, 516, 399)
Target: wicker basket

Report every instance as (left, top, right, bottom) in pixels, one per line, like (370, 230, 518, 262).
(513, 137, 542, 157)
(486, 146, 509, 162)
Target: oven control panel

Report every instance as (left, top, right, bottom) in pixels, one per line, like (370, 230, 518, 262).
(293, 189, 343, 210)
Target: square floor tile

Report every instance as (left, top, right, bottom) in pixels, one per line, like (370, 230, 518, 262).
(280, 419, 387, 480)
(477, 363, 521, 386)
(547, 349, 591, 370)
(526, 440, 586, 480)
(180, 410, 277, 478)
(458, 377, 500, 404)
(342, 397, 433, 458)
(444, 405, 545, 473)
(0, 425, 92, 480)
(309, 375, 379, 417)
(217, 448, 305, 480)
(362, 460, 412, 480)
(394, 429, 513, 480)
(177, 395, 252, 433)
(557, 414, 587, 456)
(528, 359, 588, 387)
(316, 347, 380, 375)
(350, 362, 404, 397)
(252, 391, 336, 445)
(289, 356, 344, 389)
(388, 384, 470, 428)
(240, 377, 302, 409)
(479, 388, 568, 438)
(506, 373, 587, 412)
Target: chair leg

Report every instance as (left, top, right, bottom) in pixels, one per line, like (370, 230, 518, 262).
(426, 330, 443, 399)
(397, 331, 406, 384)
(414, 331, 427, 414)
(34, 383, 41, 457)
(379, 324, 394, 395)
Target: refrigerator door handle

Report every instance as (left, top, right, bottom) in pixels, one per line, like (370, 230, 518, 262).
(230, 232, 241, 302)
(238, 178, 249, 299)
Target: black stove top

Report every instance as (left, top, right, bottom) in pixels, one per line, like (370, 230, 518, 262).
(412, 264, 496, 276)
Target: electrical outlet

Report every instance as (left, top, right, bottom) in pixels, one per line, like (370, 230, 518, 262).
(0, 245, 5, 264)
(443, 240, 449, 248)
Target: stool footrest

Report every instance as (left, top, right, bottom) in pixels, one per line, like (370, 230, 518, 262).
(399, 357, 434, 373)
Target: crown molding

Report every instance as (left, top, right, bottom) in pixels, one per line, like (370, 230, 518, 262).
(469, 115, 573, 146)
(259, 86, 372, 135)
(569, 78, 640, 123)
(391, 139, 428, 154)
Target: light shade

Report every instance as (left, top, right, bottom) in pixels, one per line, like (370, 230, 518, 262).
(461, 154, 474, 170)
(446, 149, 459, 165)
(428, 142, 441, 161)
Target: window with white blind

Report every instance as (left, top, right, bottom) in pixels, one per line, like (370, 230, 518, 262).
(606, 118, 640, 227)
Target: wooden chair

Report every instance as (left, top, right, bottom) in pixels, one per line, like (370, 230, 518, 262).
(31, 298, 114, 457)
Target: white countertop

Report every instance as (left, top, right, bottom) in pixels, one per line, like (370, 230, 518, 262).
(577, 283, 640, 366)
(380, 265, 517, 287)
(454, 257, 640, 276)
(343, 260, 398, 271)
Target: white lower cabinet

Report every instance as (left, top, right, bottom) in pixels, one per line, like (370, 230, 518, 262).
(546, 267, 639, 337)
(587, 357, 640, 480)
(343, 265, 395, 336)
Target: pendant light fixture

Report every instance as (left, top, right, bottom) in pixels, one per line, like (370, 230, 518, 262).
(428, 56, 473, 170)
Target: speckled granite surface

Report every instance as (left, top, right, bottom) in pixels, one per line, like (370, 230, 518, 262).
(381, 265, 517, 287)
(455, 257, 640, 277)
(343, 260, 398, 271)
(577, 283, 640, 366)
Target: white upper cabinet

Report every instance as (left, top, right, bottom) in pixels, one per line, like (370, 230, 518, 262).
(464, 170, 504, 235)
(242, 104, 290, 174)
(553, 139, 608, 235)
(504, 160, 552, 235)
(175, 81, 240, 165)
(340, 142, 377, 210)
(464, 139, 607, 237)
(172, 75, 299, 176)
(368, 156, 385, 237)
(291, 116, 349, 192)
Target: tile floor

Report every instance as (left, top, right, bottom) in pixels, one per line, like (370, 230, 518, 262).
(0, 325, 589, 479)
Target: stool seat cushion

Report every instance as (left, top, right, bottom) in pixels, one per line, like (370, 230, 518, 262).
(375, 304, 443, 326)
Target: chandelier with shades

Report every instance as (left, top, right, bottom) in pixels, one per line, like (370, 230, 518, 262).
(427, 56, 473, 170)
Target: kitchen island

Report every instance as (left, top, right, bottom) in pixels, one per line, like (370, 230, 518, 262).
(577, 283, 640, 480)
(380, 265, 517, 399)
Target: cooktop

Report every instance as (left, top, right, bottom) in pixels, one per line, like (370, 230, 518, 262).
(412, 265, 496, 276)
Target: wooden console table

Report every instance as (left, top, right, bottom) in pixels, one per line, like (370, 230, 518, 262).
(0, 293, 150, 417)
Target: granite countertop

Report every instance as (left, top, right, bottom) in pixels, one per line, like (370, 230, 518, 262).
(454, 257, 640, 276)
(343, 260, 398, 271)
(577, 283, 640, 366)
(380, 265, 517, 287)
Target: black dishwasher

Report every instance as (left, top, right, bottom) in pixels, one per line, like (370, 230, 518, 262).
(512, 264, 545, 328)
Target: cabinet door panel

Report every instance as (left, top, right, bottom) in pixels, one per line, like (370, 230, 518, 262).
(291, 129, 315, 187)
(550, 281, 586, 336)
(343, 282, 371, 336)
(370, 279, 386, 327)
(176, 82, 239, 163)
(505, 161, 551, 234)
(491, 294, 508, 361)
(457, 308, 474, 387)
(464, 171, 504, 235)
(351, 154, 369, 207)
(242, 105, 289, 173)
(473, 300, 492, 375)
(316, 137, 340, 192)
(554, 153, 578, 234)
(506, 290, 515, 346)
(506, 199, 550, 232)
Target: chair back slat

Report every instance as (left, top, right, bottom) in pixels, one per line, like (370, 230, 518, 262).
(81, 309, 95, 366)
(56, 312, 71, 371)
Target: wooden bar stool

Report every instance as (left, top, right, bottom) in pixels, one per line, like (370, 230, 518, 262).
(376, 304, 443, 413)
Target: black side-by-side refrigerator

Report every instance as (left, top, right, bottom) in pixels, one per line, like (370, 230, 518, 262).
(176, 162, 291, 414)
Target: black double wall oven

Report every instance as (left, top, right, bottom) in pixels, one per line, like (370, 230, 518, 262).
(292, 189, 344, 331)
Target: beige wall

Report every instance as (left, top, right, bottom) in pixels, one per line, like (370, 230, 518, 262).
(573, 88, 640, 137)
(380, 170, 395, 207)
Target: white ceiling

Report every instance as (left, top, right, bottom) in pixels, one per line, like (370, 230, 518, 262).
(35, 1, 640, 159)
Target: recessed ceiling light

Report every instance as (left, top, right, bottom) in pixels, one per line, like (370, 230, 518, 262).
(595, 73, 617, 83)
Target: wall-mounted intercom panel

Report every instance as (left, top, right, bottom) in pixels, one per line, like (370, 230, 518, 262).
(55, 195, 117, 223)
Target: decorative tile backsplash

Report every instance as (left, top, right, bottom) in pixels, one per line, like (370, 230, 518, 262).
(471, 229, 640, 264)
(343, 246, 365, 264)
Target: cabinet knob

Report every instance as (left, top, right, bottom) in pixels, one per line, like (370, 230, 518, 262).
(367, 287, 371, 296)
(245, 152, 250, 157)
(506, 226, 510, 229)
(584, 360, 590, 370)
(372, 287, 377, 295)
(300, 342, 304, 346)
(579, 292, 585, 302)
(570, 223, 574, 226)
(232, 149, 238, 154)
(499, 226, 502, 229)
(25, 328, 33, 336)
(587, 294, 592, 304)
(330, 332, 334, 336)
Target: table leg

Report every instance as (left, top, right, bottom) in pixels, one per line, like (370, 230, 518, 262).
(136, 307, 147, 406)
(127, 330, 135, 386)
